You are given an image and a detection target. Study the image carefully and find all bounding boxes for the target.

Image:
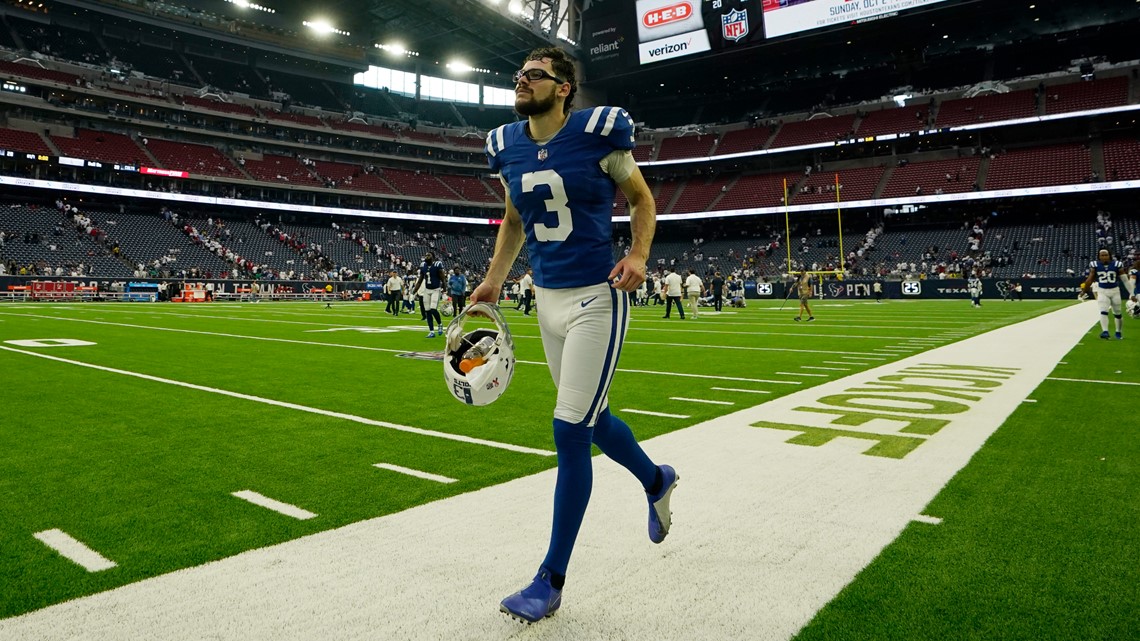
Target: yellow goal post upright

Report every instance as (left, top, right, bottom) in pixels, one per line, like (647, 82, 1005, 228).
(782, 174, 848, 296)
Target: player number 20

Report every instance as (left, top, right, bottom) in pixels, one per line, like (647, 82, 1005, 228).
(1098, 271, 1116, 284)
(522, 169, 572, 242)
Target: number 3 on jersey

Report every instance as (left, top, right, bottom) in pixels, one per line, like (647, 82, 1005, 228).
(522, 169, 573, 242)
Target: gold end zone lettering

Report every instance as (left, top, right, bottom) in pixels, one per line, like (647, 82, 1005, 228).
(751, 421, 926, 459)
(794, 406, 951, 435)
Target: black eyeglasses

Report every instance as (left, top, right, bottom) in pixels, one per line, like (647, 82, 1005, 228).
(513, 68, 565, 84)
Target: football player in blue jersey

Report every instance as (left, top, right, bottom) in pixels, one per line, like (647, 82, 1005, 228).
(411, 251, 445, 338)
(470, 47, 679, 624)
(1081, 249, 1134, 339)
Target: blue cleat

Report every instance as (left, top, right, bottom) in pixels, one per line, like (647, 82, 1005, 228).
(1100, 331, 1110, 340)
(426, 331, 436, 338)
(500, 567, 562, 624)
(1116, 332, 1123, 340)
(647, 465, 679, 544)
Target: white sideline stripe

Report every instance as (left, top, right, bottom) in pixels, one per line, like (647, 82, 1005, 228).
(618, 368, 801, 385)
(620, 409, 690, 418)
(775, 371, 829, 378)
(232, 491, 317, 520)
(913, 515, 943, 525)
(711, 387, 771, 394)
(802, 366, 849, 371)
(0, 345, 554, 457)
(32, 529, 117, 572)
(1045, 376, 1140, 387)
(669, 397, 735, 406)
(374, 463, 457, 484)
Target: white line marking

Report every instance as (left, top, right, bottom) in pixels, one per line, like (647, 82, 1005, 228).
(824, 361, 865, 366)
(913, 515, 943, 525)
(33, 529, 117, 572)
(1022, 399, 1038, 403)
(840, 355, 886, 361)
(774, 371, 829, 378)
(1045, 377, 1140, 387)
(669, 397, 735, 405)
(232, 491, 317, 520)
(620, 409, 690, 418)
(373, 464, 457, 484)
(616, 368, 801, 385)
(710, 387, 771, 394)
(0, 345, 553, 457)
(801, 366, 849, 371)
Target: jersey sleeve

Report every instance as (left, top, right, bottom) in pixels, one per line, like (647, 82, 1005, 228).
(583, 106, 636, 151)
(485, 125, 508, 173)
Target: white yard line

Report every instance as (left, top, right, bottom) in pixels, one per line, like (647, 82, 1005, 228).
(775, 372, 829, 378)
(0, 345, 553, 457)
(710, 387, 771, 395)
(824, 361, 865, 366)
(619, 409, 690, 418)
(912, 515, 943, 525)
(231, 491, 317, 520)
(669, 397, 735, 406)
(1045, 377, 1140, 387)
(802, 366, 849, 371)
(32, 529, 117, 572)
(373, 464, 457, 484)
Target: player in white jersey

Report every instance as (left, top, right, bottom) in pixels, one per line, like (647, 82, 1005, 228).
(473, 47, 678, 624)
(1081, 249, 1134, 339)
(968, 273, 983, 307)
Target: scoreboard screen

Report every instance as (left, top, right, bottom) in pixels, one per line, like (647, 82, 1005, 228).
(761, 0, 952, 38)
(636, 0, 762, 65)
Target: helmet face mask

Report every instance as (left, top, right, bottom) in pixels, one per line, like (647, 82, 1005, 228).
(443, 302, 515, 406)
(1128, 299, 1140, 319)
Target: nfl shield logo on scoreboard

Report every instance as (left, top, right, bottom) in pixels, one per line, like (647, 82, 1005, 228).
(721, 8, 748, 42)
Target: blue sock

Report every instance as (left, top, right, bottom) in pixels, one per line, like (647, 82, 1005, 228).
(542, 418, 593, 576)
(592, 407, 657, 491)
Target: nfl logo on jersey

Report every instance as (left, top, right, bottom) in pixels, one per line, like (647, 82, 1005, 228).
(721, 9, 749, 42)
(537, 148, 548, 162)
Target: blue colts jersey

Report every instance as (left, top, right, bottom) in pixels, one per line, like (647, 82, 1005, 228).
(1090, 259, 1124, 289)
(421, 260, 444, 289)
(486, 106, 636, 289)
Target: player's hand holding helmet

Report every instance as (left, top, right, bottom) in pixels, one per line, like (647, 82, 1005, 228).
(443, 302, 515, 406)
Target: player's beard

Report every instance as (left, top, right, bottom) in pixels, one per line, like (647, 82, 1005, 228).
(515, 86, 557, 116)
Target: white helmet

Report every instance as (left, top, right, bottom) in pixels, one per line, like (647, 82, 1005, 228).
(1128, 298, 1140, 319)
(443, 302, 515, 406)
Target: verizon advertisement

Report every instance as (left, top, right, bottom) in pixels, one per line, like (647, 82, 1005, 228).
(636, 0, 761, 65)
(761, 0, 952, 38)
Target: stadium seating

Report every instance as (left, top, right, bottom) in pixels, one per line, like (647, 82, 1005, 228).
(1044, 77, 1129, 115)
(769, 114, 857, 149)
(656, 135, 716, 161)
(144, 138, 242, 179)
(240, 154, 324, 187)
(715, 173, 802, 210)
(327, 119, 398, 139)
(714, 127, 773, 156)
(791, 167, 886, 205)
(439, 175, 501, 203)
(935, 90, 1036, 128)
(856, 106, 930, 137)
(1103, 138, 1140, 181)
(263, 110, 326, 128)
(309, 160, 398, 194)
(0, 127, 52, 155)
(50, 129, 148, 165)
(984, 144, 1092, 190)
(180, 96, 260, 118)
(382, 168, 458, 200)
(653, 179, 683, 214)
(0, 204, 131, 278)
(0, 59, 82, 85)
(632, 144, 655, 163)
(669, 177, 732, 214)
(881, 157, 982, 199)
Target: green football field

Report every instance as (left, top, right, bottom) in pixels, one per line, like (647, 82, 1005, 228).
(0, 297, 1136, 639)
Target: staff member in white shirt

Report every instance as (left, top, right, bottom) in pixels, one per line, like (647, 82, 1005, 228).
(684, 269, 703, 319)
(662, 268, 684, 319)
(519, 268, 535, 316)
(385, 270, 404, 316)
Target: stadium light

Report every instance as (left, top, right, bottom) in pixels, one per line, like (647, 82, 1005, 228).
(224, 0, 275, 13)
(304, 20, 349, 37)
(447, 61, 491, 74)
(508, 1, 524, 15)
(376, 43, 419, 57)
